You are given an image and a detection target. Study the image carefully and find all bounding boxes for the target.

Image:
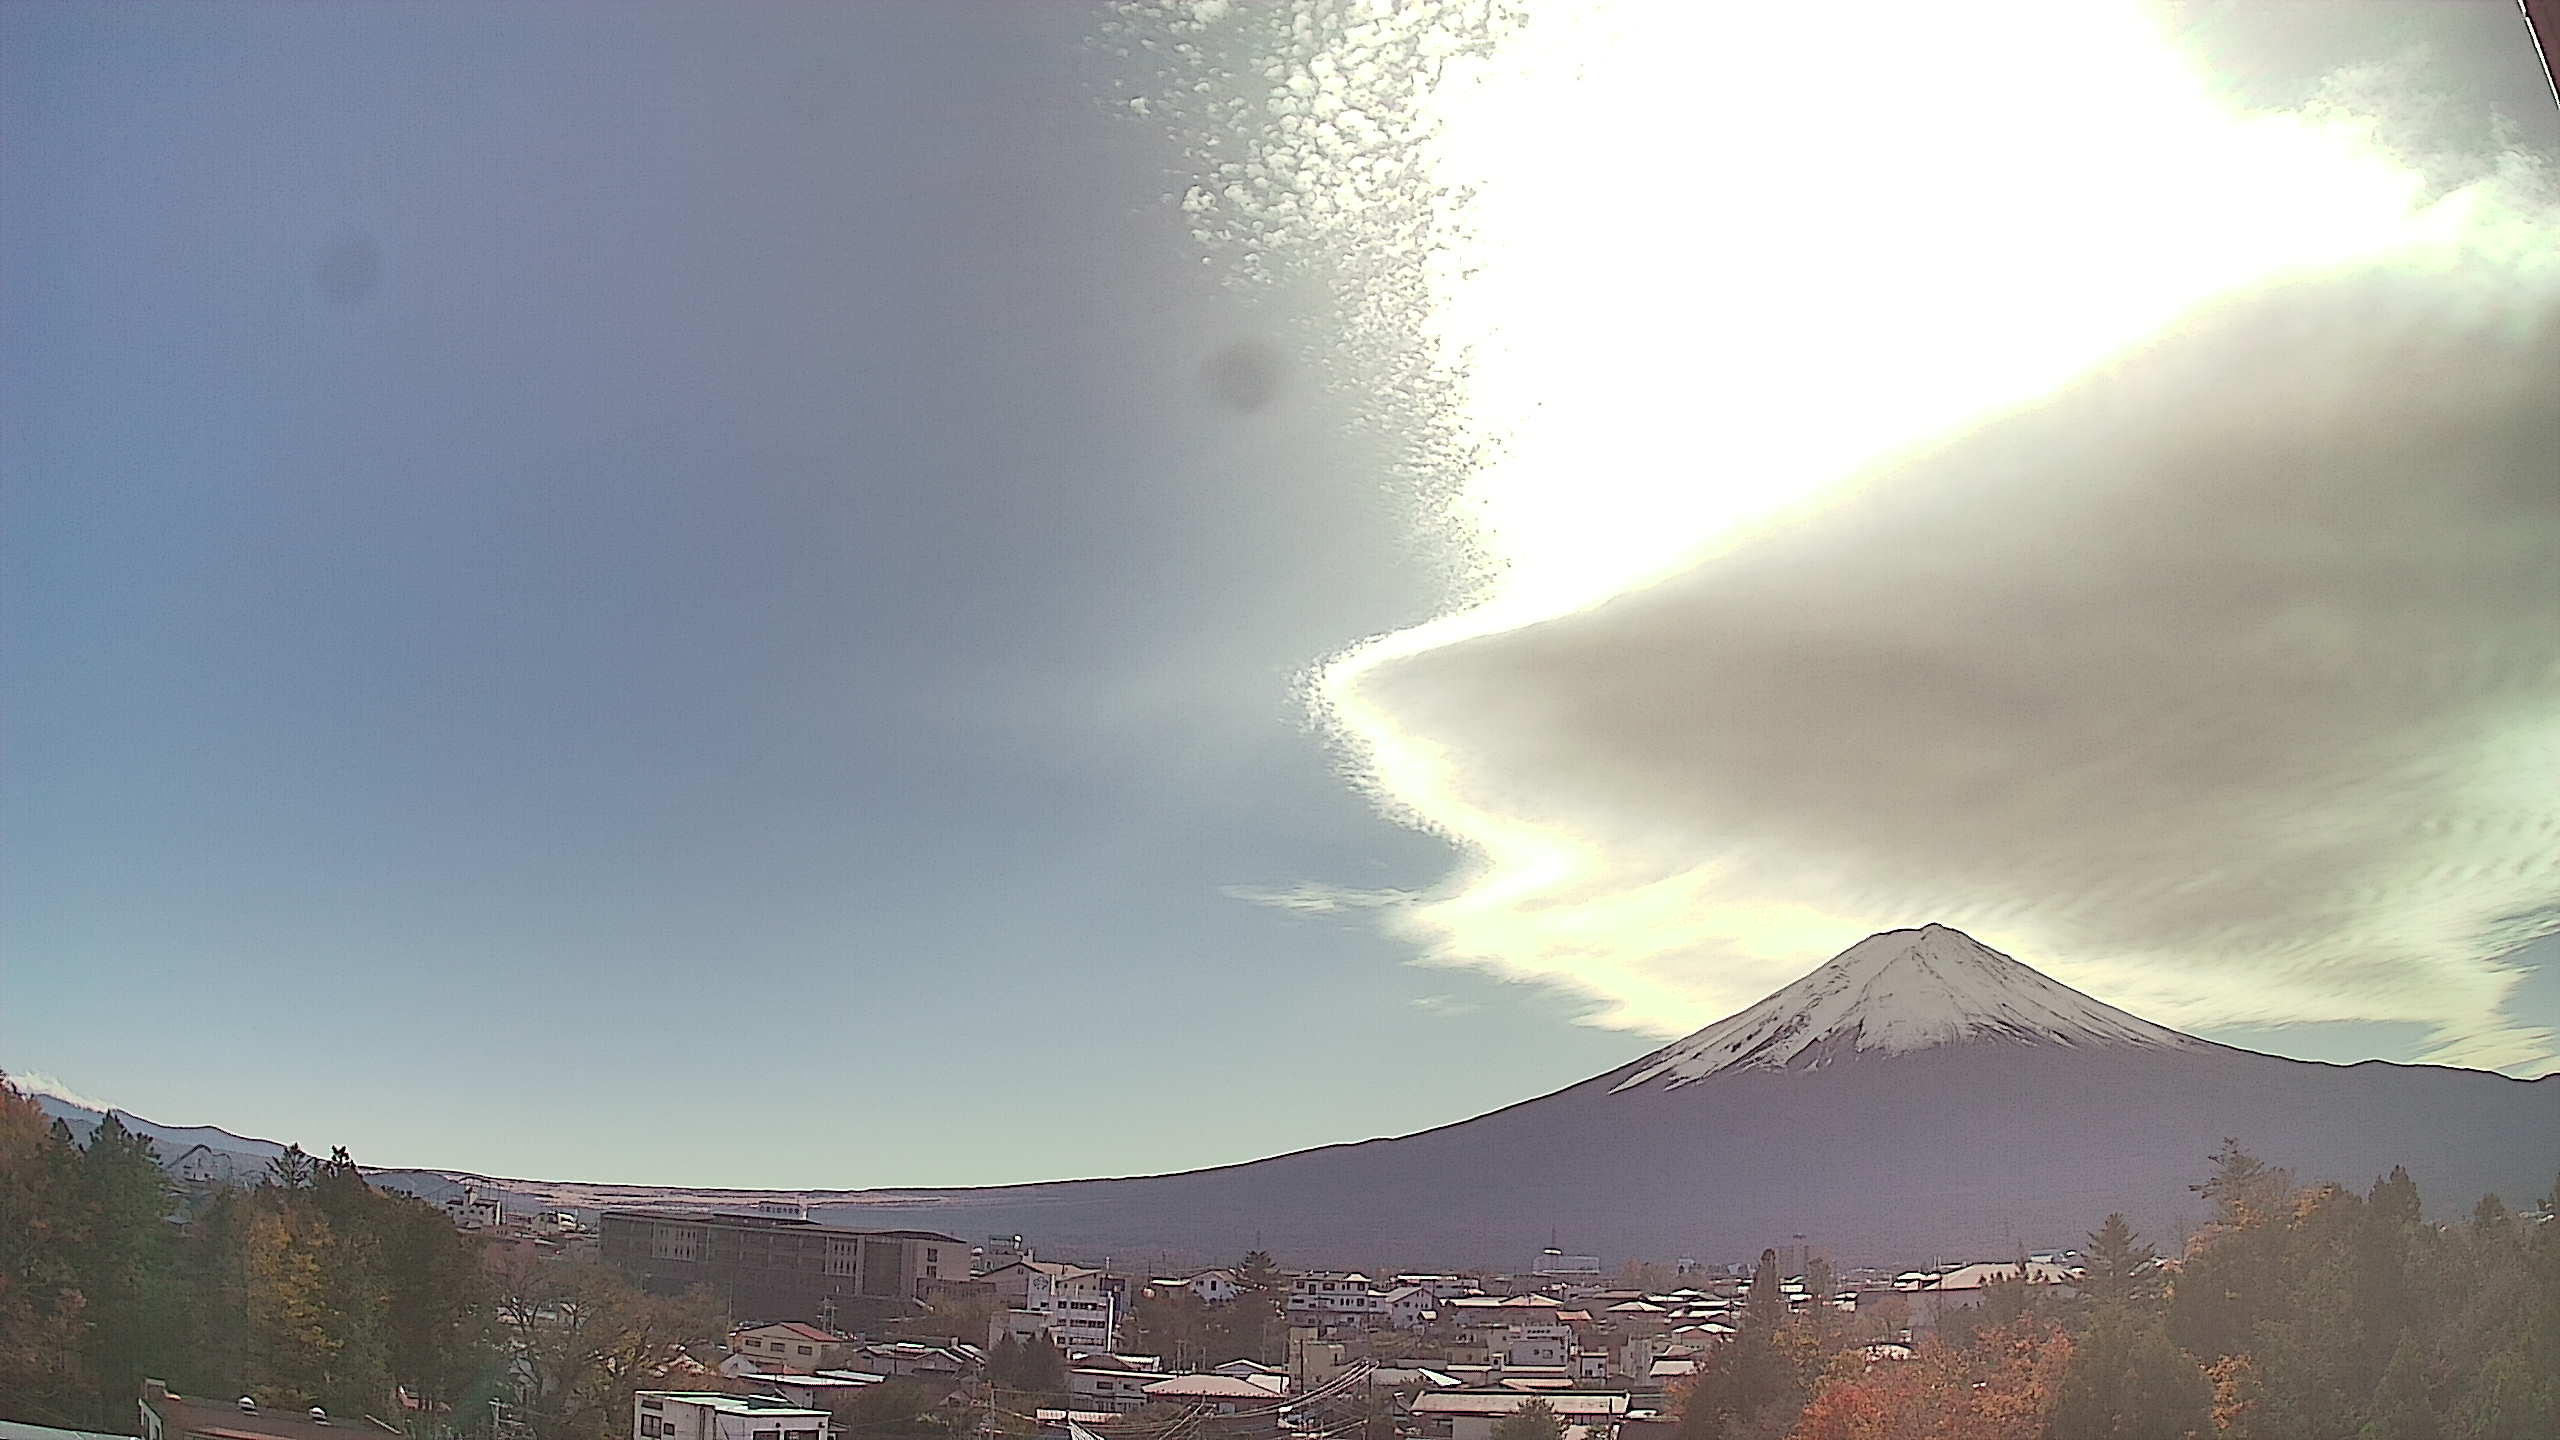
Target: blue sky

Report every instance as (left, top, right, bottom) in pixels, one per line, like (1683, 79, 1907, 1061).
(6, 1, 2557, 1187)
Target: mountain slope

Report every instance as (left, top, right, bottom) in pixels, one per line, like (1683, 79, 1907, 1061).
(1615, 924, 2209, 1085)
(368, 925, 2560, 1268)
(34, 1094, 289, 1162)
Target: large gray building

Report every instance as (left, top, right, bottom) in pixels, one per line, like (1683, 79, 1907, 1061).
(600, 1208, 968, 1326)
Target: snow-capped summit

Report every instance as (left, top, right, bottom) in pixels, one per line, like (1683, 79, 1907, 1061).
(1611, 924, 2209, 1089)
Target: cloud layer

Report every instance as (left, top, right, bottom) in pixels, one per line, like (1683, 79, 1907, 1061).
(1346, 262, 2560, 1069)
(1130, 0, 2560, 1071)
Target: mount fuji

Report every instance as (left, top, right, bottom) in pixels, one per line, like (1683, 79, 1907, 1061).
(1613, 924, 2211, 1085)
(339, 924, 2558, 1267)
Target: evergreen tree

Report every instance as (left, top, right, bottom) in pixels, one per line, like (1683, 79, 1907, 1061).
(1222, 1251, 1286, 1364)
(1675, 1251, 1802, 1440)
(2169, 1171, 2290, 1361)
(2243, 1185, 2373, 1440)
(1015, 1333, 1066, 1397)
(2046, 1310, 2211, 1440)
(2367, 1166, 2421, 1230)
(1744, 1249, 1783, 1330)
(373, 1186, 495, 1412)
(2358, 1334, 2437, 1440)
(2193, 1139, 2290, 1230)
(2079, 1214, 2162, 1310)
(2472, 1193, 2511, 1233)
(171, 1184, 253, 1400)
(265, 1143, 317, 1190)
(71, 1113, 180, 1426)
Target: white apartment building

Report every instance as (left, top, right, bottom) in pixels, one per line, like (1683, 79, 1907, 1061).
(1292, 1272, 1412, 1317)
(635, 1393, 830, 1440)
(1530, 1249, 1603, 1280)
(1495, 1323, 1575, 1368)
(982, 1260, 1118, 1352)
(444, 1183, 504, 1231)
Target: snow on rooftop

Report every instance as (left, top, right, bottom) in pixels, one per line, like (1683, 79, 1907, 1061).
(1613, 925, 2207, 1088)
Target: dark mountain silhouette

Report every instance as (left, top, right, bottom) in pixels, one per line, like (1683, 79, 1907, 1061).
(367, 925, 2558, 1267)
(35, 927, 2557, 1267)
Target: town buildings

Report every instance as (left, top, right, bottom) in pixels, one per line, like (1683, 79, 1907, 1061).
(981, 1258, 1122, 1352)
(599, 1209, 967, 1327)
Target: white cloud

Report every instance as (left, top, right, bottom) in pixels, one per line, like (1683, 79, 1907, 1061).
(1343, 262, 2560, 1071)
(1130, 0, 2560, 1072)
(1221, 882, 1415, 914)
(9, 1069, 115, 1113)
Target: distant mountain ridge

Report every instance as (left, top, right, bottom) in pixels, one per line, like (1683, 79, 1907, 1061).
(33, 1094, 289, 1163)
(26, 927, 2560, 1269)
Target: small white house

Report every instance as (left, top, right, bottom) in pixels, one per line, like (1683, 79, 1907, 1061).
(730, 1322, 861, 1374)
(1150, 1270, 1242, 1305)
(1382, 1285, 1437, 1330)
(1068, 1368, 1166, 1413)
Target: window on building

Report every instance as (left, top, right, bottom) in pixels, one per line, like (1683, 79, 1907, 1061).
(753, 1430, 779, 1440)
(798, 1345, 814, 1355)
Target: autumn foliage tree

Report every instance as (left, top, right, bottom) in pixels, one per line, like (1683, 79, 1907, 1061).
(1784, 1321, 2069, 1440)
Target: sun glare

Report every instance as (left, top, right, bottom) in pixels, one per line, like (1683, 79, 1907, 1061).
(1307, 0, 2548, 1039)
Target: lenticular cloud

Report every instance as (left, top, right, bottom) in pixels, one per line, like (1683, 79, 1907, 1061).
(1350, 260, 2560, 1071)
(1121, 0, 2560, 1071)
